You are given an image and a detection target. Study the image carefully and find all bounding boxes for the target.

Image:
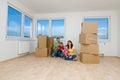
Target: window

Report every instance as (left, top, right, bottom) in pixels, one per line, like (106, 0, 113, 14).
(7, 6, 22, 37)
(24, 15, 32, 38)
(84, 17, 109, 40)
(37, 19, 65, 38)
(37, 20, 49, 36)
(52, 19, 64, 38)
(7, 5, 33, 39)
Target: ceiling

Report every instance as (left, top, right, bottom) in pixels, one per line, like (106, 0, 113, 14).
(17, 0, 120, 14)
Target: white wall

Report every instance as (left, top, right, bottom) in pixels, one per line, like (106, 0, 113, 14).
(33, 10, 119, 56)
(118, 11, 120, 57)
(0, 0, 33, 61)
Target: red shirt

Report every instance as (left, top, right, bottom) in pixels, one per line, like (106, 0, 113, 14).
(58, 46, 64, 50)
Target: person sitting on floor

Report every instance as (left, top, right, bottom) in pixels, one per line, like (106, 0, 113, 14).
(63, 45, 70, 57)
(57, 42, 64, 58)
(64, 40, 78, 61)
(51, 37, 61, 57)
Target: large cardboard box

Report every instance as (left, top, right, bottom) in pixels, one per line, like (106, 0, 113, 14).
(48, 37, 54, 48)
(80, 53, 99, 64)
(79, 33, 97, 44)
(35, 48, 48, 57)
(81, 22, 98, 34)
(80, 44, 99, 54)
(38, 36, 48, 48)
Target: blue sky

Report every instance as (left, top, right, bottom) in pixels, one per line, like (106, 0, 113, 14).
(52, 19, 64, 36)
(7, 6, 21, 37)
(24, 15, 31, 37)
(84, 18, 108, 39)
(37, 20, 49, 36)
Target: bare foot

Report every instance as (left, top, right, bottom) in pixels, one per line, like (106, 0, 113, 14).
(73, 57, 78, 61)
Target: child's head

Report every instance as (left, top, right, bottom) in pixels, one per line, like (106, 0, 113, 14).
(65, 45, 68, 48)
(59, 42, 63, 46)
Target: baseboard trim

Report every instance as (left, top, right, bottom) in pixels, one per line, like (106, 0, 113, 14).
(0, 52, 31, 63)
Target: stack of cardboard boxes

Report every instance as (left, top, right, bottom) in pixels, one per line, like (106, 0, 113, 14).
(35, 36, 54, 57)
(79, 22, 100, 64)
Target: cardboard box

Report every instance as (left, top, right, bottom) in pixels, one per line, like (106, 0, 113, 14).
(48, 48, 53, 56)
(35, 48, 48, 57)
(81, 22, 98, 34)
(48, 37, 54, 48)
(38, 36, 48, 48)
(80, 44, 99, 54)
(79, 33, 97, 44)
(80, 53, 99, 64)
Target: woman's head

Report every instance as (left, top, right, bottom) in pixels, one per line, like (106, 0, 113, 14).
(67, 40, 73, 49)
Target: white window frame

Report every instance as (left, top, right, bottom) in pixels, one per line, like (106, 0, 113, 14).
(82, 16, 111, 42)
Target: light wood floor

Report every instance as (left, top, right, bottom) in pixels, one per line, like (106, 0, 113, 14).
(0, 54, 120, 80)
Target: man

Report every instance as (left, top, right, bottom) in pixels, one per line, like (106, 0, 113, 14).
(53, 37, 61, 51)
(52, 37, 63, 57)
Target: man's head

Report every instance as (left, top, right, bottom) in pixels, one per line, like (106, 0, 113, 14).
(56, 37, 60, 43)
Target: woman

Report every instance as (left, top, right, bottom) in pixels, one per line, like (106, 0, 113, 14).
(64, 40, 77, 61)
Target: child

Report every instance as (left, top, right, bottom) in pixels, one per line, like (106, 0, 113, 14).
(63, 45, 70, 57)
(57, 42, 64, 51)
(57, 42, 64, 58)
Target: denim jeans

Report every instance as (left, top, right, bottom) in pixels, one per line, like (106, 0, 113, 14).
(51, 50, 64, 58)
(57, 50, 64, 58)
(51, 50, 58, 57)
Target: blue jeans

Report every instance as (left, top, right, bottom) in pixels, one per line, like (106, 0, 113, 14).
(64, 55, 77, 61)
(51, 50, 58, 57)
(51, 50, 64, 58)
(57, 50, 64, 58)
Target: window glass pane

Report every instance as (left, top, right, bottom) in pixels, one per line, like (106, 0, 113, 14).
(37, 20, 49, 36)
(52, 19, 64, 38)
(24, 15, 31, 38)
(84, 18, 109, 40)
(7, 6, 22, 37)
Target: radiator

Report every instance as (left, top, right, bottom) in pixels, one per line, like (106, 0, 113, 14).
(18, 41, 30, 55)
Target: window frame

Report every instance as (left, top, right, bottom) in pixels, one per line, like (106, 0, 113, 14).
(82, 16, 111, 42)
(6, 4, 33, 40)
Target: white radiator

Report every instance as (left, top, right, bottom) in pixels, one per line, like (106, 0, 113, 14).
(18, 41, 30, 55)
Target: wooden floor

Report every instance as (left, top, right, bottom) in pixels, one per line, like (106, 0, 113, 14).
(0, 54, 120, 80)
